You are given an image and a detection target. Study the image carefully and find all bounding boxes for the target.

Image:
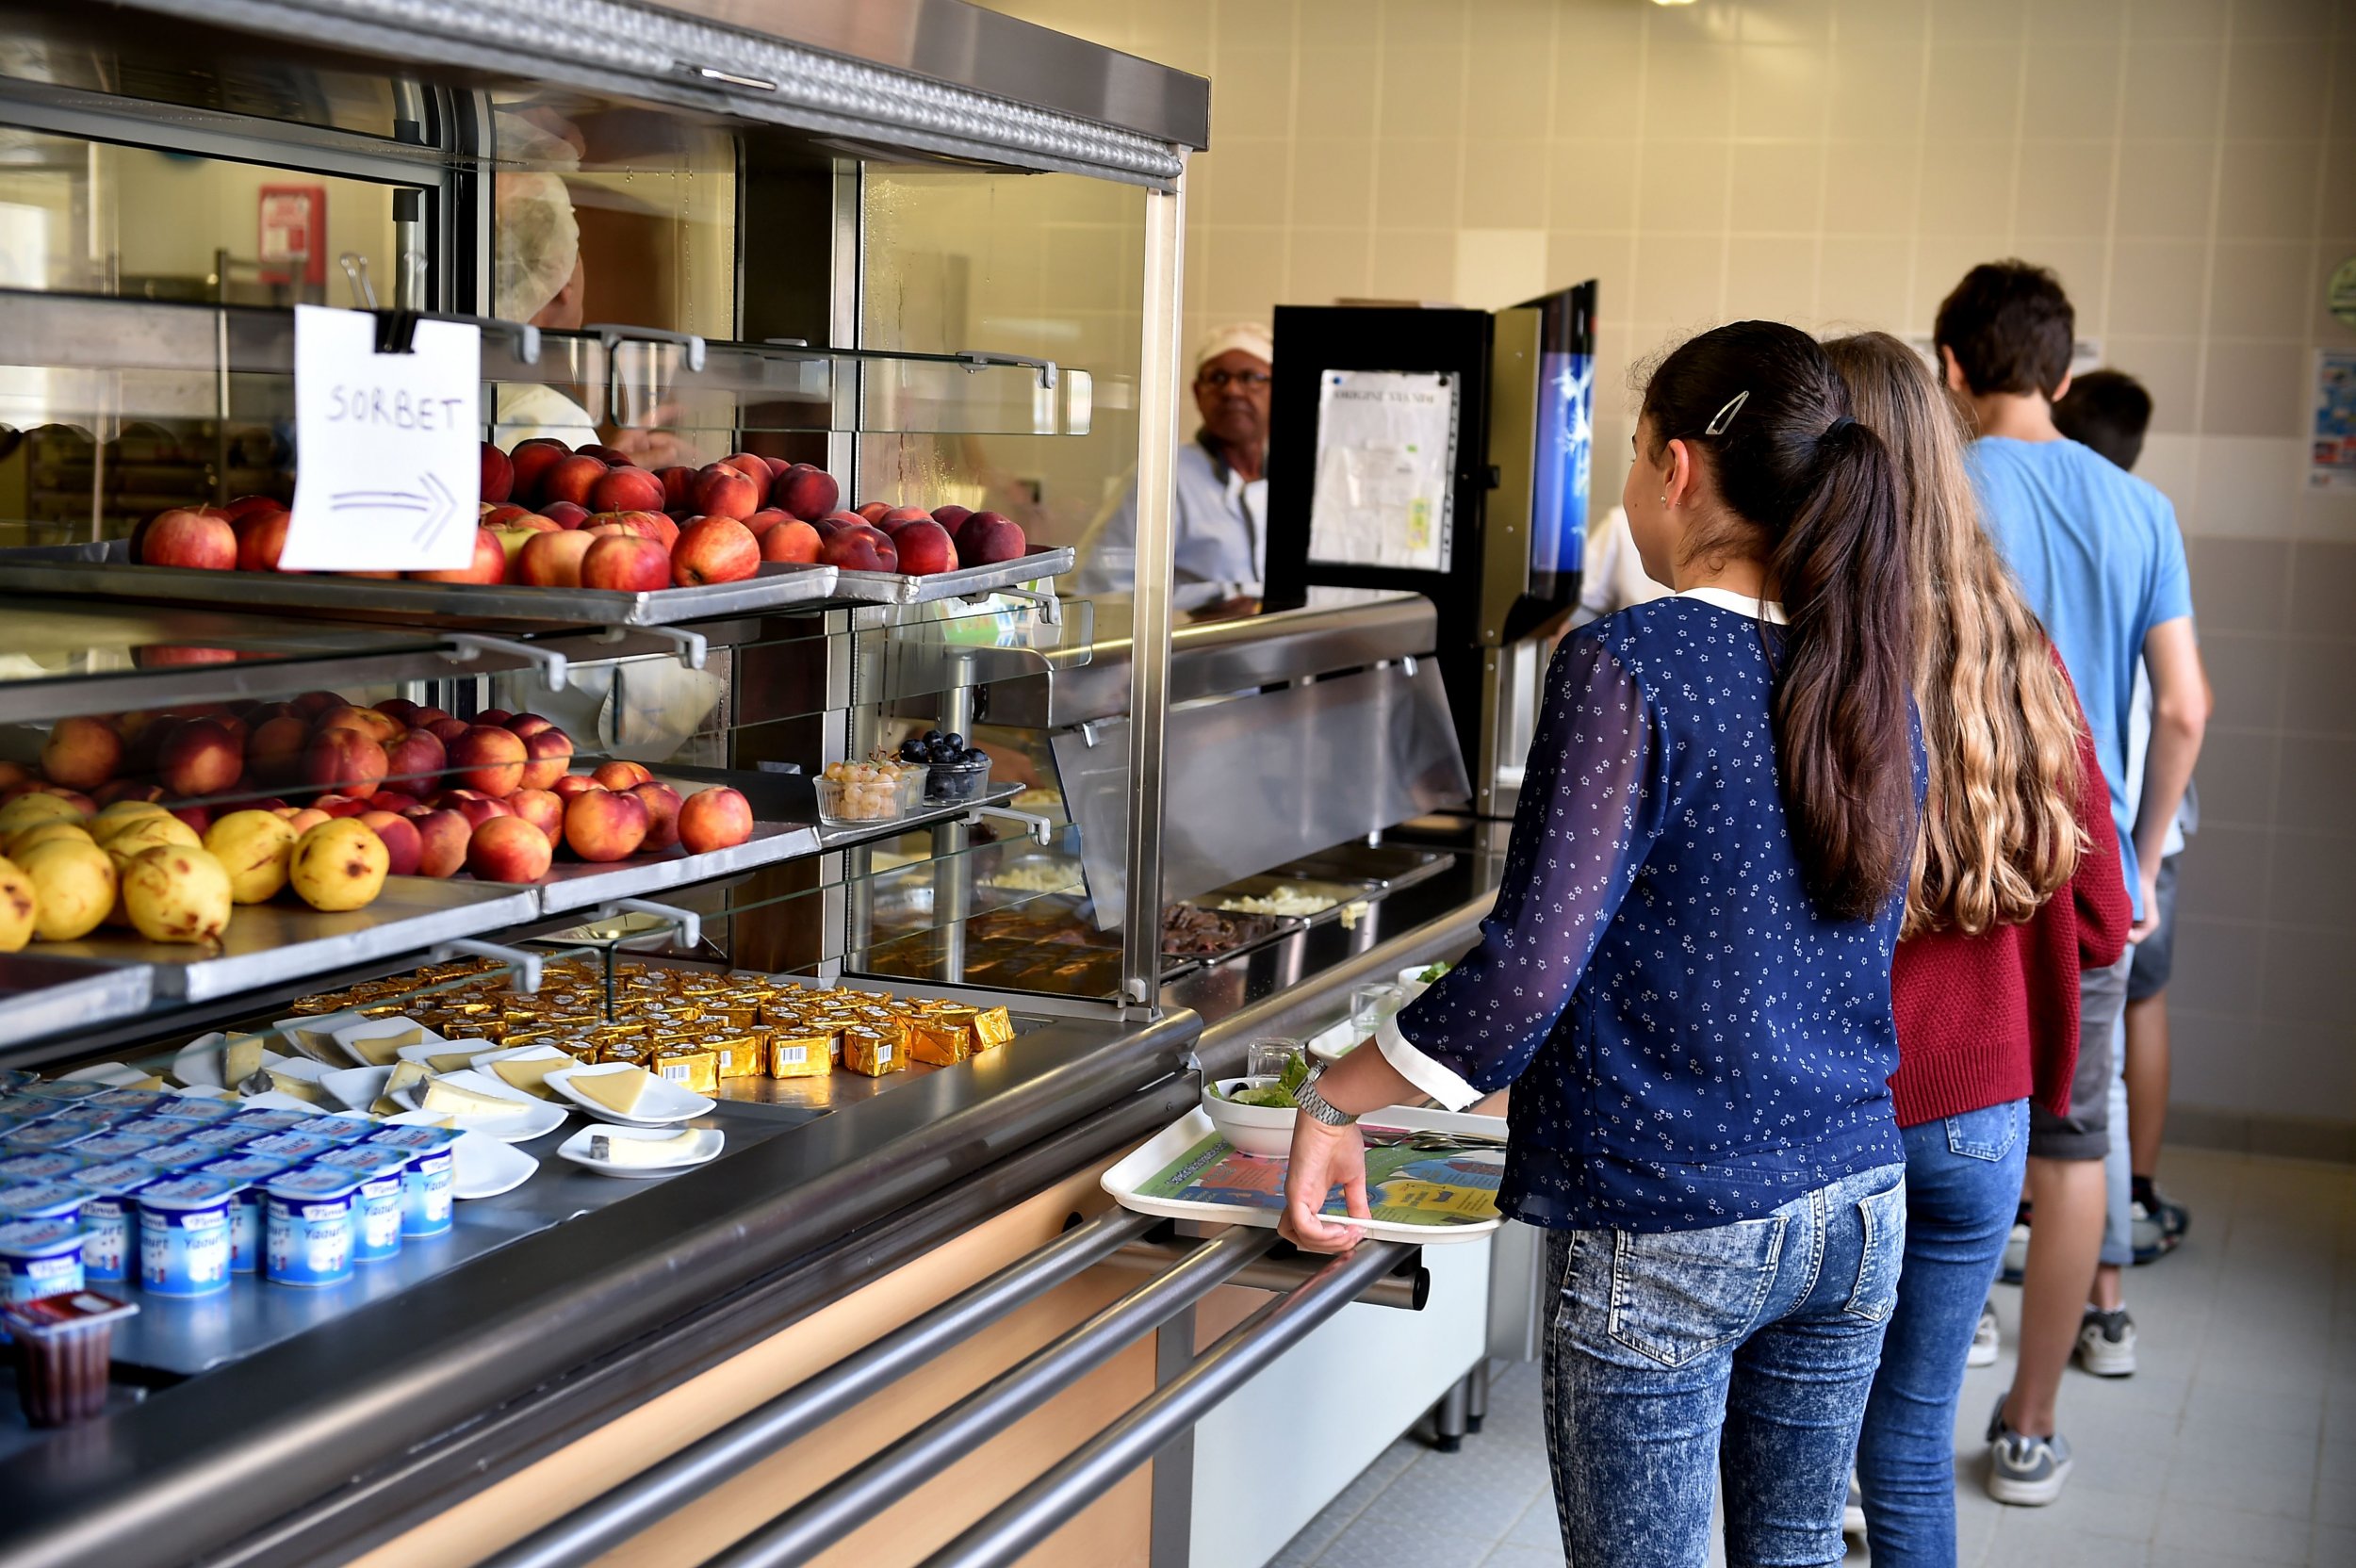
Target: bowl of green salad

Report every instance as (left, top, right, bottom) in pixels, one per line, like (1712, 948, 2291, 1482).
(1203, 1045, 1311, 1157)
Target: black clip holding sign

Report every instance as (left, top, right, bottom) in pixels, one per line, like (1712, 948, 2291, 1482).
(373, 308, 420, 355)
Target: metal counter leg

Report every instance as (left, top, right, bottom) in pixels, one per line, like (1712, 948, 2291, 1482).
(1432, 1375, 1471, 1454)
(1465, 1359, 1490, 1433)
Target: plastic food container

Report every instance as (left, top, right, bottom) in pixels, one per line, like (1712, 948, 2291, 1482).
(0, 1183, 87, 1224)
(243, 1130, 347, 1164)
(86, 1088, 171, 1118)
(366, 1126, 459, 1238)
(814, 767, 924, 825)
(136, 1173, 237, 1298)
(200, 1153, 297, 1273)
(18, 1082, 109, 1105)
(288, 1115, 374, 1146)
(310, 1146, 411, 1264)
(227, 1108, 314, 1133)
(4, 1289, 138, 1428)
(143, 1096, 242, 1124)
(0, 1218, 87, 1309)
(924, 755, 993, 804)
(137, 1140, 230, 1174)
(67, 1123, 177, 1161)
(2, 1116, 106, 1152)
(264, 1166, 363, 1287)
(65, 1159, 160, 1283)
(0, 1151, 89, 1184)
(177, 1120, 270, 1153)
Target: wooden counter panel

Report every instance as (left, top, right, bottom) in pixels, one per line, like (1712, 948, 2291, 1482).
(353, 1164, 1156, 1568)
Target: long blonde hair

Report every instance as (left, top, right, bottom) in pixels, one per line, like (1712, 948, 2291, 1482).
(1822, 332, 2084, 936)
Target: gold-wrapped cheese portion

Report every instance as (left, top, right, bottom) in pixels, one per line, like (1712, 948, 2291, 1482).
(841, 1027, 901, 1077)
(768, 1032, 833, 1079)
(652, 1048, 719, 1096)
(908, 1016, 971, 1068)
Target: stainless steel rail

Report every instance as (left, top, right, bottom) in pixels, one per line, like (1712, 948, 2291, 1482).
(707, 1226, 1278, 1568)
(480, 1207, 1160, 1568)
(920, 1240, 1415, 1568)
(1104, 1235, 1428, 1311)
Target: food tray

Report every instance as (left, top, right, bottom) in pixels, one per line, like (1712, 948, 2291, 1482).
(1270, 846, 1455, 896)
(35, 878, 541, 1003)
(1102, 1105, 1506, 1245)
(1160, 906, 1302, 966)
(1200, 874, 1374, 923)
(826, 546, 1073, 606)
(0, 540, 842, 632)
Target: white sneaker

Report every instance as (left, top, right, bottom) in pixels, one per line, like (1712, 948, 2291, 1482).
(1987, 1396, 2073, 1506)
(2074, 1307, 2137, 1377)
(1969, 1302, 2001, 1367)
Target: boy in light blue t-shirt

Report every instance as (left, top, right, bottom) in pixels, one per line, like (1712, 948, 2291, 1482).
(1935, 261, 2207, 1510)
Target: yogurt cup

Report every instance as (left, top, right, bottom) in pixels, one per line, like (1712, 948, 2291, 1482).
(0, 1218, 85, 1309)
(67, 1124, 178, 1162)
(225, 1108, 312, 1133)
(263, 1166, 363, 1287)
(138, 1141, 229, 1174)
(366, 1127, 460, 1238)
(0, 1183, 87, 1225)
(177, 1121, 270, 1153)
(60, 1160, 159, 1283)
(309, 1147, 409, 1263)
(200, 1153, 297, 1273)
(244, 1131, 346, 1164)
(146, 1096, 242, 1124)
(136, 1174, 237, 1298)
(0, 1152, 89, 1184)
(18, 1083, 108, 1104)
(0, 1092, 60, 1121)
(86, 1089, 172, 1117)
(287, 1115, 374, 1146)
(2, 1117, 106, 1152)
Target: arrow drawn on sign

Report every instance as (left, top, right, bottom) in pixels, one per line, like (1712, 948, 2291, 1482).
(329, 471, 461, 551)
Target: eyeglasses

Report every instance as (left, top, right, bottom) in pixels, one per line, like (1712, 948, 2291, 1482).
(1197, 368, 1271, 390)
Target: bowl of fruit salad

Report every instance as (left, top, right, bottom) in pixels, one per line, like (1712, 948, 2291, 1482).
(900, 729, 994, 804)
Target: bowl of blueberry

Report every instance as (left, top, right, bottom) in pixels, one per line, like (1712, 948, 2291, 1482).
(900, 729, 993, 804)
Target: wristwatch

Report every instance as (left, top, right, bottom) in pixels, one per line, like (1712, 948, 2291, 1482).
(1296, 1059, 1358, 1127)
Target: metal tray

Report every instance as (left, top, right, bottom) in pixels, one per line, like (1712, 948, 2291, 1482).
(0, 540, 842, 631)
(1194, 874, 1374, 923)
(0, 956, 156, 1057)
(35, 878, 541, 1003)
(826, 546, 1073, 606)
(1270, 846, 1455, 896)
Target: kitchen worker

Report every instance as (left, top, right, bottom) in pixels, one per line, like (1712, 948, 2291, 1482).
(1073, 321, 1271, 614)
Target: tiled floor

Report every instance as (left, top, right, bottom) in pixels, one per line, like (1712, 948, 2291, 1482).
(1269, 1148, 2355, 1567)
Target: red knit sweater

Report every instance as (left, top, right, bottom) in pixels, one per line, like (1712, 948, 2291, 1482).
(1888, 671, 2133, 1128)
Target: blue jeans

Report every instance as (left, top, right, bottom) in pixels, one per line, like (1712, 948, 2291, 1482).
(1541, 1162, 1908, 1568)
(1855, 1100, 2029, 1568)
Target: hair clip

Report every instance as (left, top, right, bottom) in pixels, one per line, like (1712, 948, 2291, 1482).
(1704, 390, 1749, 435)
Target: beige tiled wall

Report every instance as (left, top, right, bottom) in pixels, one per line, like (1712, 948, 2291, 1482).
(982, 0, 2356, 1138)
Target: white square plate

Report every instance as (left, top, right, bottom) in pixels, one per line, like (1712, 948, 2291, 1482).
(270, 1013, 370, 1063)
(172, 1032, 290, 1089)
(466, 1044, 582, 1101)
(392, 1070, 568, 1143)
(380, 1110, 539, 1198)
(556, 1122, 723, 1177)
(543, 1064, 713, 1126)
(319, 1065, 392, 1113)
(329, 1017, 445, 1068)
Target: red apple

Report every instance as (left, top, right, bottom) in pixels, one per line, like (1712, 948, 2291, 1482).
(382, 727, 448, 796)
(310, 792, 371, 820)
(424, 715, 471, 745)
(657, 465, 697, 511)
(959, 512, 1028, 565)
(411, 808, 470, 876)
(691, 464, 760, 520)
(678, 785, 754, 853)
(550, 775, 603, 801)
(441, 794, 511, 830)
(877, 506, 933, 532)
(246, 714, 310, 786)
(576, 443, 632, 466)
(591, 760, 654, 790)
(505, 712, 551, 738)
(581, 534, 671, 593)
(482, 503, 540, 530)
(467, 814, 553, 883)
(409, 527, 507, 584)
(541, 500, 590, 530)
(518, 727, 574, 792)
(220, 495, 281, 524)
(40, 715, 121, 791)
(168, 803, 212, 836)
(505, 787, 564, 843)
(375, 698, 421, 726)
(590, 466, 665, 514)
(932, 503, 973, 535)
(358, 810, 423, 876)
(820, 523, 898, 573)
(367, 791, 417, 813)
(630, 511, 679, 551)
(671, 515, 761, 586)
(139, 508, 237, 570)
(298, 727, 389, 798)
(630, 781, 683, 851)
(519, 530, 597, 588)
(777, 465, 840, 522)
(93, 779, 164, 808)
(481, 441, 514, 504)
(447, 725, 527, 797)
(233, 507, 296, 573)
(289, 691, 343, 720)
(741, 509, 790, 539)
(855, 501, 891, 524)
(541, 454, 610, 509)
(720, 453, 773, 504)
(893, 521, 959, 576)
(159, 718, 242, 798)
(313, 705, 399, 744)
(509, 438, 571, 504)
(477, 709, 515, 727)
(563, 787, 648, 862)
(760, 519, 823, 564)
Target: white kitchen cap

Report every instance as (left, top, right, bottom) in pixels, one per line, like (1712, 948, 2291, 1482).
(1194, 321, 1274, 372)
(493, 171, 579, 325)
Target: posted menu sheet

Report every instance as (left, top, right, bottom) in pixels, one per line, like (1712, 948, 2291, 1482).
(1306, 368, 1457, 572)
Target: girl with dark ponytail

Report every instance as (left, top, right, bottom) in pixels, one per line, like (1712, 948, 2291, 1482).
(1282, 320, 1923, 1566)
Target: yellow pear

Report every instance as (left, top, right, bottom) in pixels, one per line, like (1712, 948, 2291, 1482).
(95, 812, 201, 857)
(288, 818, 388, 913)
(0, 793, 84, 840)
(18, 838, 114, 940)
(203, 810, 300, 905)
(121, 843, 233, 944)
(5, 819, 91, 859)
(0, 855, 32, 951)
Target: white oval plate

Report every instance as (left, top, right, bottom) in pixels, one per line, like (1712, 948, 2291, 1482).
(556, 1122, 723, 1178)
(467, 1044, 582, 1101)
(319, 1065, 391, 1114)
(58, 1062, 147, 1086)
(544, 1064, 714, 1127)
(397, 1037, 498, 1074)
(392, 1070, 568, 1143)
(270, 1012, 369, 1063)
(381, 1111, 540, 1198)
(329, 1017, 445, 1068)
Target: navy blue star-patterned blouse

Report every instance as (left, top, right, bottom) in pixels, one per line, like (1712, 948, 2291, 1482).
(1378, 592, 1912, 1233)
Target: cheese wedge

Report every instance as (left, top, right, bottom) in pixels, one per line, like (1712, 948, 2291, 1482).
(420, 1076, 525, 1119)
(222, 1033, 267, 1087)
(423, 1047, 482, 1074)
(129, 1074, 170, 1091)
(286, 1026, 344, 1059)
(384, 1060, 432, 1099)
(590, 1128, 700, 1168)
(368, 1095, 406, 1118)
(490, 1053, 577, 1100)
(263, 1069, 327, 1104)
(573, 1066, 653, 1118)
(348, 1027, 420, 1066)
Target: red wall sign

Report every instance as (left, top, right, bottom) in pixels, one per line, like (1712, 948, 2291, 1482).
(259, 184, 327, 287)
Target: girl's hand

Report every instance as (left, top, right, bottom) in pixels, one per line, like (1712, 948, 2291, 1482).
(1279, 1115, 1370, 1253)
